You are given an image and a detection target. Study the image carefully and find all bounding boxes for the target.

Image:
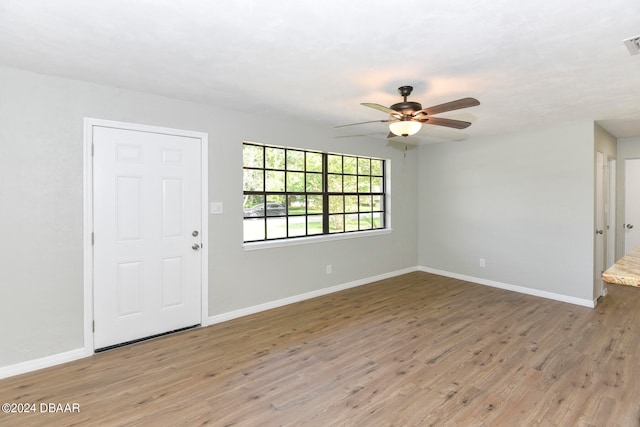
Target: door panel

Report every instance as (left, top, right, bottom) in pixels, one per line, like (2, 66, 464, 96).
(624, 158, 640, 254)
(118, 261, 143, 316)
(93, 126, 202, 349)
(162, 178, 184, 238)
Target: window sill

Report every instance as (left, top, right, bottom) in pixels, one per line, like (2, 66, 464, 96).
(243, 228, 393, 251)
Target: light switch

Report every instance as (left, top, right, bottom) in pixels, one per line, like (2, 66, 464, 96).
(210, 202, 223, 214)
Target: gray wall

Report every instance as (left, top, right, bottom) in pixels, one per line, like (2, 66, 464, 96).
(417, 122, 596, 301)
(0, 66, 419, 367)
(594, 123, 617, 159)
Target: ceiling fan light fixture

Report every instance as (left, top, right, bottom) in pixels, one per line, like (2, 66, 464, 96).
(389, 120, 422, 137)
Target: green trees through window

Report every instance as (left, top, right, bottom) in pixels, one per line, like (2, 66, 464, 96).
(243, 142, 386, 242)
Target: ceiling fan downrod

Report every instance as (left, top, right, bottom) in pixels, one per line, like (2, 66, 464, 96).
(398, 85, 414, 102)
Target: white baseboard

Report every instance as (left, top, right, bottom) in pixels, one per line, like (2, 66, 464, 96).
(419, 266, 596, 308)
(208, 266, 419, 325)
(0, 348, 89, 380)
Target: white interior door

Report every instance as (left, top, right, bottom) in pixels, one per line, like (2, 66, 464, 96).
(93, 125, 203, 349)
(624, 158, 640, 254)
(594, 151, 605, 298)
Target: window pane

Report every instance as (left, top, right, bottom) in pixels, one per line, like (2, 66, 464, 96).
(306, 152, 323, 172)
(328, 155, 342, 173)
(243, 195, 264, 217)
(266, 195, 286, 216)
(344, 156, 357, 174)
(329, 195, 343, 214)
(287, 171, 305, 192)
(345, 195, 358, 212)
(345, 213, 359, 231)
(266, 217, 287, 239)
(359, 195, 372, 212)
(287, 195, 305, 215)
(371, 176, 383, 192)
(243, 217, 265, 241)
(308, 195, 323, 214)
(288, 216, 307, 237)
(344, 175, 357, 193)
(372, 195, 382, 211)
(359, 213, 373, 230)
(306, 173, 322, 192)
(287, 150, 305, 171)
(358, 158, 371, 175)
(243, 144, 263, 168)
(373, 212, 383, 228)
(358, 176, 370, 193)
(329, 214, 344, 233)
(265, 147, 285, 169)
(243, 169, 263, 191)
(307, 215, 323, 235)
(266, 170, 285, 192)
(328, 174, 342, 192)
(371, 159, 382, 175)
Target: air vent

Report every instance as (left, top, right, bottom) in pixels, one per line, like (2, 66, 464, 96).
(623, 35, 640, 56)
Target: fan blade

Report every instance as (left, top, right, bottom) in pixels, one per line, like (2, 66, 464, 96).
(414, 97, 480, 117)
(361, 103, 403, 118)
(419, 116, 472, 129)
(334, 119, 391, 128)
(387, 132, 396, 139)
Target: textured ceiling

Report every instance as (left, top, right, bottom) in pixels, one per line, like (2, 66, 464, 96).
(1, 0, 640, 142)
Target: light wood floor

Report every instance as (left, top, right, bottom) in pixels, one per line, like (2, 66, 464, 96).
(2, 272, 640, 426)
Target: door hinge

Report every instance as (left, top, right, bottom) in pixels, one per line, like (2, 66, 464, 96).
(91, 143, 94, 157)
(91, 232, 94, 245)
(92, 321, 95, 332)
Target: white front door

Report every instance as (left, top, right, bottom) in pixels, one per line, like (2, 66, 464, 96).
(624, 158, 640, 254)
(93, 125, 203, 349)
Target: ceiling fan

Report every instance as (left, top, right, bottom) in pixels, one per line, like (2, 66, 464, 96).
(336, 85, 480, 138)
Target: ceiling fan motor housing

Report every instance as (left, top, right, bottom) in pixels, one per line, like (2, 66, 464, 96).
(392, 86, 421, 114)
(390, 101, 422, 115)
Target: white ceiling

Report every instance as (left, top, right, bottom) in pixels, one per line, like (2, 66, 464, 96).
(2, 0, 640, 142)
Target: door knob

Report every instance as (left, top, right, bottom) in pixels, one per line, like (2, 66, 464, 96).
(192, 243, 200, 251)
(596, 229, 603, 235)
(627, 224, 634, 229)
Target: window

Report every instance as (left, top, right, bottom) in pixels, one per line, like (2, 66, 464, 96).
(243, 142, 386, 242)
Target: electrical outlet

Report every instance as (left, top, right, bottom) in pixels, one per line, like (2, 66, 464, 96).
(479, 258, 486, 268)
(326, 264, 332, 274)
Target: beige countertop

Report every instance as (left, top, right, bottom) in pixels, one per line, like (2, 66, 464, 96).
(602, 245, 640, 287)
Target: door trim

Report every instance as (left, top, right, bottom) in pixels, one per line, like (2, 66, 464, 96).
(83, 118, 209, 355)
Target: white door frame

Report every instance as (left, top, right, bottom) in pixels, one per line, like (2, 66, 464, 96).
(607, 158, 616, 268)
(594, 151, 605, 299)
(83, 118, 209, 355)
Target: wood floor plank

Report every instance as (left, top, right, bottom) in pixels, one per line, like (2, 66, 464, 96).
(2, 271, 640, 426)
